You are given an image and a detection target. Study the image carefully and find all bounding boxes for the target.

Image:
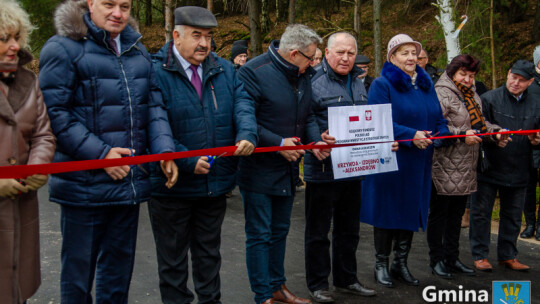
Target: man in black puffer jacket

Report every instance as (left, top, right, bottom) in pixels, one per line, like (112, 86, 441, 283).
(470, 60, 540, 272)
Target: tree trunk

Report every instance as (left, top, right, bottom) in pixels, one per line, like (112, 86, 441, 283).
(373, 0, 382, 76)
(164, 0, 173, 42)
(490, 0, 496, 89)
(435, 0, 460, 63)
(261, 0, 271, 34)
(207, 0, 214, 13)
(134, 0, 140, 21)
(533, 0, 540, 41)
(248, 0, 263, 56)
(354, 0, 361, 52)
(145, 0, 152, 26)
(288, 0, 295, 24)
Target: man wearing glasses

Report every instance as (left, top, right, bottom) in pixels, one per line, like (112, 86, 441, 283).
(238, 24, 331, 304)
(417, 48, 441, 84)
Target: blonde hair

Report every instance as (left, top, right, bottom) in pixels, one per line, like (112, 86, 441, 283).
(0, 0, 35, 48)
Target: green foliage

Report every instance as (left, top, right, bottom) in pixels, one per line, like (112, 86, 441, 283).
(456, 0, 498, 84)
(21, 0, 62, 55)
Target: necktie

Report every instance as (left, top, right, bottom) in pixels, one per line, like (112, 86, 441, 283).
(110, 38, 119, 55)
(189, 64, 202, 100)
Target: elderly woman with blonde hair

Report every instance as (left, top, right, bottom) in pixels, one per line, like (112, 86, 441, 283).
(0, 1, 56, 303)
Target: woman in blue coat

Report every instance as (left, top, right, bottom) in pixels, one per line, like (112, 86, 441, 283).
(361, 34, 449, 288)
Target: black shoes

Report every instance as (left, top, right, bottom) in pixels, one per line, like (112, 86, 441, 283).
(536, 226, 540, 241)
(446, 259, 475, 276)
(391, 259, 419, 286)
(309, 290, 334, 303)
(520, 225, 535, 238)
(335, 283, 376, 297)
(431, 261, 452, 279)
(374, 257, 394, 288)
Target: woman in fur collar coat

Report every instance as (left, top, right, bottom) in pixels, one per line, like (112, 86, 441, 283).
(0, 1, 56, 303)
(360, 34, 449, 288)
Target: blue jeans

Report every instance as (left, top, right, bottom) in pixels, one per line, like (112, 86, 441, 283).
(60, 204, 139, 304)
(241, 190, 294, 304)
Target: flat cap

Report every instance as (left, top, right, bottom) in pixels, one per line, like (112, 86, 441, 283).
(355, 55, 371, 64)
(510, 60, 534, 80)
(174, 6, 218, 28)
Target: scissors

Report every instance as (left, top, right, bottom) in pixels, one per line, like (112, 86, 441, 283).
(130, 150, 149, 175)
(206, 152, 227, 168)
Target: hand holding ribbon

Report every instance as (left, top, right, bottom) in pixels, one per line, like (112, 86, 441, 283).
(279, 137, 305, 162)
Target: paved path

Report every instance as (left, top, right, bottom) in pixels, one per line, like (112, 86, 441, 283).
(30, 187, 540, 303)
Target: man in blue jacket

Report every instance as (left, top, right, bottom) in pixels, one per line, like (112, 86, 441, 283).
(238, 24, 330, 304)
(149, 6, 258, 304)
(38, 0, 178, 303)
(304, 32, 376, 303)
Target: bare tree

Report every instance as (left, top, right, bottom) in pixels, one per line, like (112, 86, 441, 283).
(533, 0, 540, 42)
(145, 0, 152, 26)
(248, 0, 263, 56)
(261, 0, 271, 33)
(208, 0, 214, 13)
(164, 0, 173, 42)
(354, 0, 361, 51)
(490, 0, 496, 88)
(373, 0, 382, 76)
(434, 0, 460, 63)
(289, 0, 295, 24)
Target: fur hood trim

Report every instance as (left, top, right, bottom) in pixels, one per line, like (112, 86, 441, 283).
(54, 0, 140, 40)
(381, 61, 433, 93)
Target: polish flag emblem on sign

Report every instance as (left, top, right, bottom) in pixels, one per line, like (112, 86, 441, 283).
(365, 110, 372, 121)
(349, 115, 360, 122)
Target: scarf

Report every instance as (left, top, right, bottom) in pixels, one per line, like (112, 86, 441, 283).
(454, 80, 487, 133)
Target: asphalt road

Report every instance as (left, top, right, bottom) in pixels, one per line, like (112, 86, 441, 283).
(29, 186, 540, 304)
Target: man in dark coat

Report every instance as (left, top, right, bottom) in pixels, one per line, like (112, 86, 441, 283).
(304, 32, 376, 303)
(470, 60, 540, 272)
(230, 39, 249, 69)
(418, 48, 441, 85)
(38, 0, 178, 302)
(238, 24, 330, 304)
(520, 45, 540, 241)
(149, 6, 258, 304)
(355, 54, 374, 92)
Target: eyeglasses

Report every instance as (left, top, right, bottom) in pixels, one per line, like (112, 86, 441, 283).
(297, 49, 314, 62)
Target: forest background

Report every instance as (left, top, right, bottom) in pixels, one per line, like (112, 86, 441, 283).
(20, 0, 540, 90)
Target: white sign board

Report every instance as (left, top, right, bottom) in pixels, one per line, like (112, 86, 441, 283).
(328, 104, 398, 179)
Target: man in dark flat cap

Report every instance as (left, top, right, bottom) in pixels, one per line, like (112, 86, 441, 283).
(470, 59, 540, 272)
(149, 6, 258, 303)
(354, 54, 374, 92)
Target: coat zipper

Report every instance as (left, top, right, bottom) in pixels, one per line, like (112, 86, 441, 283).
(210, 81, 218, 110)
(118, 58, 137, 203)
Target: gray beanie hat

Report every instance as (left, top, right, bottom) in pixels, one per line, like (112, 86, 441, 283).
(534, 45, 540, 67)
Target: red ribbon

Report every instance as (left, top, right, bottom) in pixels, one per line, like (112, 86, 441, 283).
(1, 129, 538, 179)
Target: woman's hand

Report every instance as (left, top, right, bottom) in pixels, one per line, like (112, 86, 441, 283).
(0, 179, 28, 199)
(413, 131, 433, 150)
(464, 130, 482, 146)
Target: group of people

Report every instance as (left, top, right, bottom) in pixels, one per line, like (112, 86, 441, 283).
(2, 1, 540, 304)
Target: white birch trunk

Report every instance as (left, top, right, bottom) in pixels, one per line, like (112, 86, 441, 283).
(434, 0, 460, 63)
